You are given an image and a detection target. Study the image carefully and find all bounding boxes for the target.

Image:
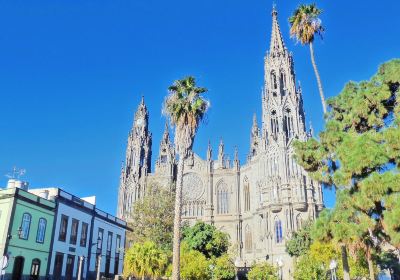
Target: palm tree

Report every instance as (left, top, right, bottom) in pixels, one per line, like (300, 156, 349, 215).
(289, 4, 327, 115)
(163, 76, 209, 280)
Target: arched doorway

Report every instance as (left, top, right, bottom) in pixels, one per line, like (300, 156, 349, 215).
(30, 258, 40, 280)
(12, 256, 24, 280)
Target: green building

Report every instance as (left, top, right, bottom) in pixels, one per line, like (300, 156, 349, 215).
(0, 182, 56, 280)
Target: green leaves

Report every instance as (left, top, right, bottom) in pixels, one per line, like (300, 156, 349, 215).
(127, 183, 175, 250)
(124, 241, 168, 279)
(163, 76, 209, 157)
(247, 262, 278, 280)
(182, 221, 230, 259)
(293, 59, 400, 277)
(289, 4, 324, 45)
(286, 220, 313, 257)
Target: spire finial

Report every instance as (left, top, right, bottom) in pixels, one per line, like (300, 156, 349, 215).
(234, 146, 239, 161)
(269, 3, 286, 54)
(272, 2, 277, 16)
(162, 121, 169, 140)
(253, 113, 258, 126)
(207, 140, 212, 161)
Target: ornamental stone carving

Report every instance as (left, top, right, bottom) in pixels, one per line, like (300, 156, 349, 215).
(182, 173, 204, 201)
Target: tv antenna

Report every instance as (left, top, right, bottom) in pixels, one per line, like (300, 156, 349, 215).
(5, 166, 26, 180)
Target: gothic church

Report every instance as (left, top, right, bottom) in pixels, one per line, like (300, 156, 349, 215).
(117, 7, 324, 277)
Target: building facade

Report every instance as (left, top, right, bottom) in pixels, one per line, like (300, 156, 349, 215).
(0, 184, 56, 280)
(29, 188, 127, 280)
(117, 7, 324, 278)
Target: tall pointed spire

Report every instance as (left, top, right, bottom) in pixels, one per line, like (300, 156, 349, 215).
(269, 5, 286, 54)
(207, 140, 212, 161)
(162, 121, 170, 142)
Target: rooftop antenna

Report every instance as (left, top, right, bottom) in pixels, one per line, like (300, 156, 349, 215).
(5, 166, 26, 180)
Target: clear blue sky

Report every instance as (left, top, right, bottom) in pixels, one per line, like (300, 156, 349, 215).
(0, 0, 399, 215)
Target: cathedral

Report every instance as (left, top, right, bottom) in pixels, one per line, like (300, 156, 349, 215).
(117, 7, 324, 278)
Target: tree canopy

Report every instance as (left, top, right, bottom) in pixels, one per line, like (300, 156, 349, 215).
(294, 59, 400, 279)
(182, 221, 230, 259)
(127, 183, 175, 250)
(247, 262, 278, 280)
(294, 59, 400, 246)
(123, 241, 168, 280)
(285, 220, 313, 257)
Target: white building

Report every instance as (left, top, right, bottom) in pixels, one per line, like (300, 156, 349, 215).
(88, 209, 125, 280)
(29, 188, 127, 280)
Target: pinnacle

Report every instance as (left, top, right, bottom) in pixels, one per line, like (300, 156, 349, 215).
(269, 5, 286, 54)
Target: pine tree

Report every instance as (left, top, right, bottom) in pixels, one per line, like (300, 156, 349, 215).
(294, 59, 400, 279)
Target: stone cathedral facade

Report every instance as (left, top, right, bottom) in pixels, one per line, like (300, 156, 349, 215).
(117, 8, 324, 277)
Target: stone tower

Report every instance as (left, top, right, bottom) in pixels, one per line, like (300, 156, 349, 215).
(117, 97, 152, 220)
(117, 6, 324, 279)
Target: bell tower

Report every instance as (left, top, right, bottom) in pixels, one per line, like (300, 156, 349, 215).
(262, 7, 306, 145)
(117, 96, 152, 220)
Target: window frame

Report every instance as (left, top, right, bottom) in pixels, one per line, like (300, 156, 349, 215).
(69, 218, 79, 245)
(20, 212, 32, 240)
(97, 228, 104, 251)
(58, 215, 69, 242)
(36, 218, 47, 243)
(106, 231, 113, 254)
(80, 222, 88, 247)
(30, 258, 41, 279)
(115, 234, 121, 254)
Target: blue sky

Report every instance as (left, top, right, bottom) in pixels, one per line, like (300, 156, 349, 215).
(0, 0, 399, 215)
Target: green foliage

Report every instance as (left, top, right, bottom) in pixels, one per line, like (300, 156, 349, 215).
(286, 220, 313, 257)
(294, 241, 369, 280)
(294, 254, 327, 280)
(179, 242, 211, 280)
(123, 241, 168, 280)
(163, 76, 209, 156)
(247, 262, 278, 280)
(211, 254, 236, 280)
(127, 183, 175, 250)
(182, 221, 230, 259)
(293, 59, 400, 271)
(289, 4, 324, 45)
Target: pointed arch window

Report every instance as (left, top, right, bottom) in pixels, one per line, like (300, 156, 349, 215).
(244, 179, 250, 212)
(20, 213, 32, 240)
(245, 225, 252, 252)
(280, 71, 286, 93)
(271, 71, 277, 91)
(283, 108, 294, 139)
(270, 110, 279, 140)
(217, 182, 229, 214)
(275, 219, 283, 243)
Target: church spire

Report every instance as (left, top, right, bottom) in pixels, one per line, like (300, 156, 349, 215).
(162, 121, 170, 142)
(269, 5, 286, 55)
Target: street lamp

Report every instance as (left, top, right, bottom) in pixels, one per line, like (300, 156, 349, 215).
(91, 237, 102, 280)
(329, 259, 338, 280)
(8, 227, 22, 240)
(234, 257, 241, 280)
(276, 258, 283, 280)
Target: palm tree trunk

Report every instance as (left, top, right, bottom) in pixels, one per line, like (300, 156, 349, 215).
(341, 245, 351, 280)
(172, 157, 185, 280)
(366, 246, 375, 280)
(309, 42, 327, 115)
